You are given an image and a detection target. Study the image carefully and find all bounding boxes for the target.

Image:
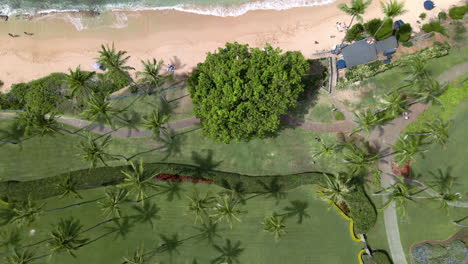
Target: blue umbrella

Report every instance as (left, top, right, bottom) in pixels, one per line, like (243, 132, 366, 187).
(424, 0, 435, 10)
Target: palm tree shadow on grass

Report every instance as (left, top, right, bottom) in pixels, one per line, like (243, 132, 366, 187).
(117, 111, 142, 136)
(0, 121, 25, 146)
(191, 150, 223, 172)
(211, 239, 244, 264)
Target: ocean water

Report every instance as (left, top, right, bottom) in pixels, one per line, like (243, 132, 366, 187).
(0, 0, 335, 17)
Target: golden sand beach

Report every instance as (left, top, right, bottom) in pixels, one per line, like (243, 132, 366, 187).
(0, 0, 462, 92)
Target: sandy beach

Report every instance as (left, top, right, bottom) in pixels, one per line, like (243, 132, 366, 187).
(0, 0, 462, 92)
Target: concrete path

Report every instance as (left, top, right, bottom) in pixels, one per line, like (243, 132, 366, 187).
(368, 63, 468, 264)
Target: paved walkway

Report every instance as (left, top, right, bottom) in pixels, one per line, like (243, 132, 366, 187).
(368, 62, 468, 264)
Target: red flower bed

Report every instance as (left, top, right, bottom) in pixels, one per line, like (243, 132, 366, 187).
(154, 174, 214, 184)
(392, 160, 411, 177)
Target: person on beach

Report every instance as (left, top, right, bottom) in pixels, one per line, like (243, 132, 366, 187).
(336, 22, 343, 32)
(167, 64, 176, 72)
(24, 32, 34, 36)
(8, 33, 19, 38)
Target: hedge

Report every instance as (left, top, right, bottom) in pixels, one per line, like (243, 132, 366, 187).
(449, 5, 468, 20)
(345, 186, 377, 234)
(375, 19, 394, 41)
(346, 23, 366, 42)
(0, 80, 3, 87)
(337, 42, 451, 89)
(0, 162, 377, 233)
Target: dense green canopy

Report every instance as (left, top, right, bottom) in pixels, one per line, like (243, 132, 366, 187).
(188, 42, 309, 143)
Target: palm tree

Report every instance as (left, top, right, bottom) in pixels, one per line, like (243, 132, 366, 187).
(48, 217, 89, 257)
(381, 91, 407, 117)
(342, 143, 379, 173)
(9, 197, 44, 226)
(351, 108, 384, 136)
(317, 173, 355, 204)
(392, 135, 426, 167)
(261, 215, 286, 241)
(97, 43, 133, 73)
(282, 200, 310, 224)
(186, 189, 216, 224)
(413, 78, 446, 105)
(136, 58, 173, 95)
(16, 110, 60, 137)
(119, 160, 158, 202)
(131, 202, 160, 228)
(99, 188, 129, 218)
(257, 178, 287, 204)
(56, 174, 82, 199)
(143, 109, 170, 139)
(81, 93, 121, 129)
(379, 179, 415, 217)
(210, 195, 244, 229)
(0, 228, 21, 250)
(405, 118, 451, 146)
(402, 55, 430, 83)
(67, 66, 95, 99)
(4, 249, 36, 264)
(211, 239, 244, 264)
(122, 247, 146, 264)
(312, 141, 340, 160)
(79, 134, 115, 168)
(338, 0, 373, 44)
(373, 0, 407, 37)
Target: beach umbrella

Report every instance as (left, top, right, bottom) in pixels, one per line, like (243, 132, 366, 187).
(424, 0, 435, 10)
(93, 61, 103, 70)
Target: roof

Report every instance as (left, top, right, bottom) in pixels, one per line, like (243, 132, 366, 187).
(341, 39, 377, 67)
(375, 36, 398, 53)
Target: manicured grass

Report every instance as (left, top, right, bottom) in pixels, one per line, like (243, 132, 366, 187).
(411, 99, 468, 195)
(352, 46, 468, 111)
(406, 74, 468, 133)
(291, 91, 336, 124)
(0, 183, 362, 264)
(0, 116, 343, 181)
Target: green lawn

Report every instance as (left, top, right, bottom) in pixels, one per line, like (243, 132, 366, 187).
(0, 183, 363, 264)
(0, 116, 344, 181)
(290, 90, 336, 124)
(352, 46, 468, 111)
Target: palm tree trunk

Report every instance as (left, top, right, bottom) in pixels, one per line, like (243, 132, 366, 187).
(452, 221, 468, 227)
(45, 197, 104, 213)
(81, 217, 119, 234)
(340, 15, 356, 47)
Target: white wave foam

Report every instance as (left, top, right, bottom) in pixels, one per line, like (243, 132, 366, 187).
(65, 14, 87, 31)
(1, 0, 336, 18)
(111, 12, 128, 28)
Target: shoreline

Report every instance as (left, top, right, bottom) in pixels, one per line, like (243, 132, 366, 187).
(0, 0, 462, 93)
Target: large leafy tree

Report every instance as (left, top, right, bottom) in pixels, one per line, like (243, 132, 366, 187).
(188, 42, 309, 143)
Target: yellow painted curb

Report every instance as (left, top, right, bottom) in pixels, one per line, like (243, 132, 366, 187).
(358, 249, 366, 264)
(328, 201, 362, 242)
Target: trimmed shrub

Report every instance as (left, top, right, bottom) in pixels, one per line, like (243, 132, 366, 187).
(0, 80, 3, 87)
(419, 12, 427, 20)
(364, 18, 383, 36)
(438, 11, 447, 21)
(335, 111, 345, 120)
(346, 23, 366, 42)
(422, 21, 448, 36)
(449, 5, 468, 20)
(402, 41, 413, 47)
(375, 18, 394, 40)
(453, 21, 466, 42)
(397, 23, 413, 42)
(345, 186, 377, 234)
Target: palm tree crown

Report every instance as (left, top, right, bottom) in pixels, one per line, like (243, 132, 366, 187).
(317, 173, 355, 204)
(99, 188, 129, 218)
(210, 195, 244, 229)
(81, 93, 120, 129)
(392, 135, 425, 167)
(120, 160, 158, 202)
(48, 217, 89, 257)
(261, 215, 286, 241)
(67, 66, 95, 99)
(381, 0, 407, 18)
(338, 0, 373, 24)
(79, 134, 113, 168)
(97, 43, 133, 72)
(142, 109, 170, 139)
(136, 59, 173, 94)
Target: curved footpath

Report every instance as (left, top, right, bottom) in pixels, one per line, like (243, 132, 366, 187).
(0, 112, 355, 137)
(369, 62, 468, 264)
